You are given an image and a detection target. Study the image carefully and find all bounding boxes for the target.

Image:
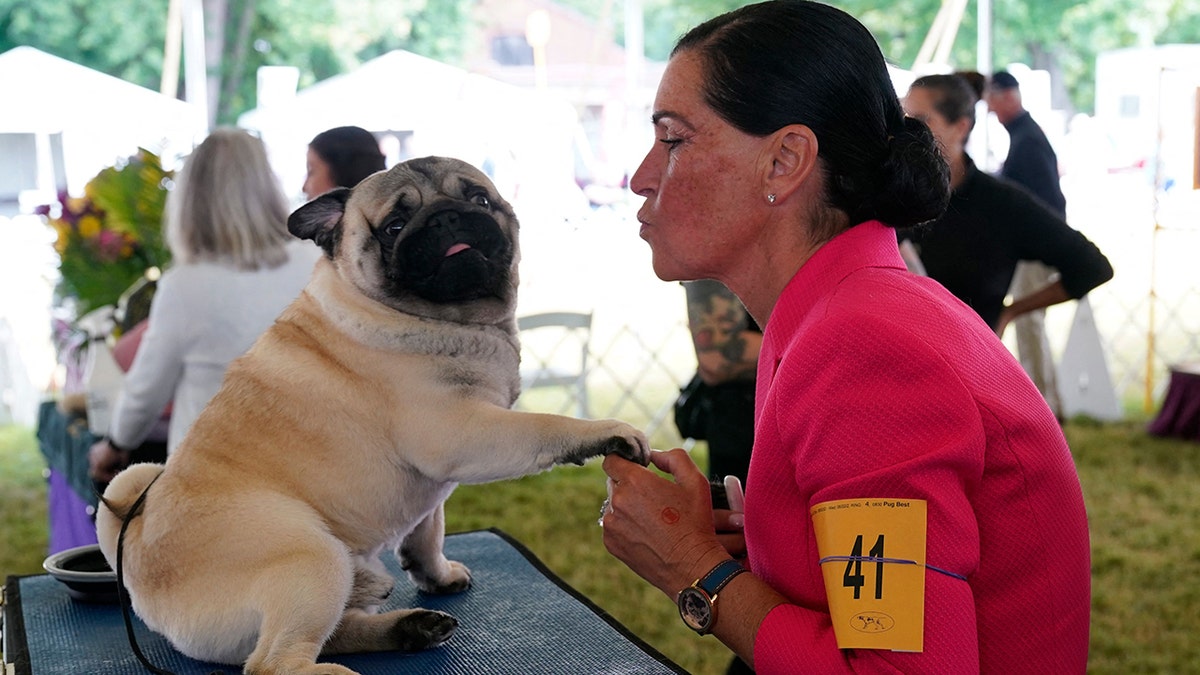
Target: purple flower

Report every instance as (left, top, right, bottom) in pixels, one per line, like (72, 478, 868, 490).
(94, 229, 127, 262)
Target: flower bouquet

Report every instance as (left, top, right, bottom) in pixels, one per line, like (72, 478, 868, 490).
(37, 148, 174, 318)
(38, 149, 175, 407)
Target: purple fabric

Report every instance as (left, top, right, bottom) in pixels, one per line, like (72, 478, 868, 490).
(47, 469, 98, 554)
(1148, 368, 1200, 441)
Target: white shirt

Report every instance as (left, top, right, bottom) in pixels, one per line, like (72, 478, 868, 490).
(109, 239, 321, 453)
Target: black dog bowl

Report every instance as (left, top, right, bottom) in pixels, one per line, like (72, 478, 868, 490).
(43, 544, 120, 603)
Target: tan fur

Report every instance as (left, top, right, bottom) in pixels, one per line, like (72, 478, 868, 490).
(96, 157, 649, 675)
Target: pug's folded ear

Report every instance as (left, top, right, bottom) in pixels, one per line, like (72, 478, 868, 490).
(288, 187, 351, 257)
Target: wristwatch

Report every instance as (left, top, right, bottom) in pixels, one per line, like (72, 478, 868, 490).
(677, 559, 746, 634)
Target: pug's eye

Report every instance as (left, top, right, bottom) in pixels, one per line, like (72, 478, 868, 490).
(468, 191, 491, 208)
(384, 219, 406, 235)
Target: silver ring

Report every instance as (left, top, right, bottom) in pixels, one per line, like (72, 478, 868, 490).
(597, 498, 611, 527)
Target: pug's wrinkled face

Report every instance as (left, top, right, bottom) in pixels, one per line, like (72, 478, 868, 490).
(289, 156, 520, 323)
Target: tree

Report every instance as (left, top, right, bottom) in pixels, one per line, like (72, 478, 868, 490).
(0, 0, 168, 91)
(847, 0, 1200, 114)
(0, 0, 474, 128)
(5, 0, 1198, 120)
(564, 0, 1200, 116)
(205, 0, 473, 125)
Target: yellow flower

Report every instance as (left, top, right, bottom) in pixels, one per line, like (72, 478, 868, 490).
(67, 196, 88, 213)
(53, 223, 70, 253)
(78, 214, 102, 239)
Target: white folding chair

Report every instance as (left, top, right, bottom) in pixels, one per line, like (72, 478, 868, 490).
(516, 311, 592, 418)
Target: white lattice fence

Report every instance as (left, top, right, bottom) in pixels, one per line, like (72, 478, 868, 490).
(1055, 170, 1200, 414)
(514, 207, 695, 445)
(516, 179, 1199, 434)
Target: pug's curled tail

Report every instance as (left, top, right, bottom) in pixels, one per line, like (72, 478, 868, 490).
(97, 462, 166, 522)
(96, 463, 207, 675)
(98, 493, 136, 523)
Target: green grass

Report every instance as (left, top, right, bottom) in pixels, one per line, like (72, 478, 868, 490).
(1067, 417, 1200, 674)
(0, 425, 48, 578)
(3, 419, 1198, 673)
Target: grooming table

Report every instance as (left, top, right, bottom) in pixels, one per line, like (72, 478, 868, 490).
(2, 529, 684, 674)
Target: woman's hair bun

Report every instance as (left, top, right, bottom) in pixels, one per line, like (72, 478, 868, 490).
(872, 116, 951, 229)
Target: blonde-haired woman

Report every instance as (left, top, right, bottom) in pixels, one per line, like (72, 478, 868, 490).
(89, 128, 319, 481)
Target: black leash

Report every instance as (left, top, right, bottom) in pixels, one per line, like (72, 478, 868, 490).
(111, 472, 227, 675)
(113, 471, 175, 674)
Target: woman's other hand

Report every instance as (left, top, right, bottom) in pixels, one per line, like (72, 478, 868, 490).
(714, 479, 748, 560)
(88, 439, 131, 483)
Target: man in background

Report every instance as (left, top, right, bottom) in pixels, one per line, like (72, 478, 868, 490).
(987, 71, 1068, 216)
(987, 70, 1067, 419)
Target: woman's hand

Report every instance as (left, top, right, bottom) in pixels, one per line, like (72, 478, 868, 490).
(88, 439, 131, 483)
(601, 449, 732, 597)
(714, 507, 748, 561)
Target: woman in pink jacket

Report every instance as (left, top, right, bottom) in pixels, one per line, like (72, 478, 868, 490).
(599, 2, 1091, 673)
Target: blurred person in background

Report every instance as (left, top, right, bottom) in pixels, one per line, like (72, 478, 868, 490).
(900, 72, 1112, 369)
(302, 125, 386, 201)
(89, 128, 320, 482)
(677, 279, 758, 487)
(985, 70, 1072, 417)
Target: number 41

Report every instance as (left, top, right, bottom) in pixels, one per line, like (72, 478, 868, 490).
(843, 534, 884, 599)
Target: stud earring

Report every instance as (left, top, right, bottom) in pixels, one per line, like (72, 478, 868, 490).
(767, 194, 777, 204)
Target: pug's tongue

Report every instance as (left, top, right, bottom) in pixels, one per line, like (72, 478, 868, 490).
(444, 242, 472, 257)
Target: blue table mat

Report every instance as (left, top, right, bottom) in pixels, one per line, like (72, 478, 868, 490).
(3, 528, 685, 674)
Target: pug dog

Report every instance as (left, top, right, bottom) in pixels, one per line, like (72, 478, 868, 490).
(96, 156, 650, 675)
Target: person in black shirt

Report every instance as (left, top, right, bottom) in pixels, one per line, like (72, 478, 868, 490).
(678, 280, 759, 486)
(984, 70, 1073, 415)
(986, 70, 1067, 216)
(899, 74, 1112, 338)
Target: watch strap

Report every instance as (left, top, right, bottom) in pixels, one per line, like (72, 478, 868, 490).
(696, 559, 746, 597)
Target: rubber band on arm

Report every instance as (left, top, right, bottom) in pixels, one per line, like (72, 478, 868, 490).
(818, 555, 968, 582)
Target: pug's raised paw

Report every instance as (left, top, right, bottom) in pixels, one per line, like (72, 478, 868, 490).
(563, 423, 650, 466)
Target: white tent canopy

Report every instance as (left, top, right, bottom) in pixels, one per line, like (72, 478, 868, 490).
(0, 46, 204, 203)
(239, 50, 590, 221)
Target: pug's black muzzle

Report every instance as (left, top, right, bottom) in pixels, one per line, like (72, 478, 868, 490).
(387, 208, 512, 303)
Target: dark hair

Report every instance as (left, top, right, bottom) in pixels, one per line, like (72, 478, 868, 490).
(308, 126, 386, 189)
(911, 73, 981, 132)
(954, 70, 987, 101)
(674, 0, 948, 236)
(989, 70, 1020, 91)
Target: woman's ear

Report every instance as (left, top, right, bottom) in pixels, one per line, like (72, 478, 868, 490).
(763, 124, 819, 203)
(951, 116, 973, 148)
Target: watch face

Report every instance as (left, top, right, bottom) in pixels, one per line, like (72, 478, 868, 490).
(678, 586, 713, 633)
